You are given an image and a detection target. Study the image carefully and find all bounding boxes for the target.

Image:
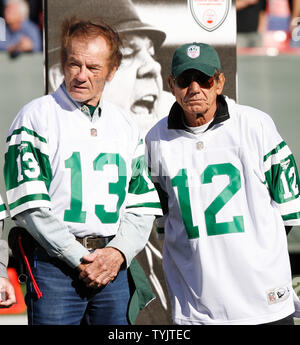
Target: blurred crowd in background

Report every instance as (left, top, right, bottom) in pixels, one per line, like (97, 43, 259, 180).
(237, 0, 300, 51)
(0, 0, 299, 58)
(0, 0, 42, 58)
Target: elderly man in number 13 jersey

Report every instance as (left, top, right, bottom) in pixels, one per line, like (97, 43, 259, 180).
(4, 17, 161, 325)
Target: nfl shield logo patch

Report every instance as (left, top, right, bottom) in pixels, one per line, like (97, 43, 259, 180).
(188, 0, 231, 32)
(187, 45, 200, 59)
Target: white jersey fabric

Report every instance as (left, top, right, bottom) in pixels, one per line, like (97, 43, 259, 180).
(0, 193, 9, 278)
(146, 96, 300, 325)
(5, 85, 160, 238)
(0, 193, 8, 221)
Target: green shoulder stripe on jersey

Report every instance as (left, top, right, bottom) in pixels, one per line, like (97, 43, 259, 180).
(0, 204, 6, 212)
(6, 126, 47, 144)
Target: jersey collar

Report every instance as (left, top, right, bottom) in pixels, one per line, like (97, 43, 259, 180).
(168, 95, 229, 131)
(61, 83, 103, 119)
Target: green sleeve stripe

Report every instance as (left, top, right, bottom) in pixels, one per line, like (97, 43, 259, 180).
(0, 204, 6, 212)
(264, 146, 292, 174)
(265, 153, 300, 203)
(275, 197, 300, 214)
(126, 202, 161, 209)
(9, 194, 50, 211)
(6, 180, 49, 205)
(264, 139, 300, 210)
(6, 126, 47, 143)
(282, 212, 300, 221)
(263, 141, 287, 162)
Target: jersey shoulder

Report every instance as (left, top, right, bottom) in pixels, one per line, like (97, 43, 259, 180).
(226, 97, 283, 155)
(145, 116, 169, 143)
(227, 97, 277, 130)
(8, 94, 54, 136)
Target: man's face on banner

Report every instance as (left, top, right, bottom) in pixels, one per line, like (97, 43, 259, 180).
(103, 33, 164, 136)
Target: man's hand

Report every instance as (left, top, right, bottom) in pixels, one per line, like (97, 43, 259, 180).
(16, 36, 34, 52)
(78, 247, 125, 288)
(7, 36, 34, 53)
(0, 277, 16, 307)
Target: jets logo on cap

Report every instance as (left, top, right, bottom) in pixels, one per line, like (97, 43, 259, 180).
(187, 45, 200, 59)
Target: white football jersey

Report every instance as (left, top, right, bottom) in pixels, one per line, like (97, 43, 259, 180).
(5, 85, 161, 238)
(146, 96, 300, 325)
(0, 193, 8, 221)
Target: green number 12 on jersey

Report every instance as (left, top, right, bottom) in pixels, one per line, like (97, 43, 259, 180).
(171, 163, 245, 239)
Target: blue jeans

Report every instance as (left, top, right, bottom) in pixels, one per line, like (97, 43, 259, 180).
(26, 248, 130, 325)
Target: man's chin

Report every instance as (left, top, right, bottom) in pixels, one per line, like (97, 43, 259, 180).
(68, 91, 89, 104)
(185, 105, 208, 116)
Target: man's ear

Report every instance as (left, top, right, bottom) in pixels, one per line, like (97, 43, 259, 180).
(168, 75, 176, 96)
(216, 73, 225, 95)
(107, 65, 118, 82)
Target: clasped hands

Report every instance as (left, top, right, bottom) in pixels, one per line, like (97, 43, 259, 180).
(77, 247, 125, 289)
(0, 277, 16, 308)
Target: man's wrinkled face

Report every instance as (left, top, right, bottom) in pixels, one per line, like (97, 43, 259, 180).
(63, 35, 116, 106)
(169, 69, 225, 120)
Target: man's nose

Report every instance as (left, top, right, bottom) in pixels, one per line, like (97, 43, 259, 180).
(188, 80, 202, 93)
(76, 66, 88, 81)
(137, 53, 161, 79)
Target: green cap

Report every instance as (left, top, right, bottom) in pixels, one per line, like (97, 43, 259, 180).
(171, 43, 221, 78)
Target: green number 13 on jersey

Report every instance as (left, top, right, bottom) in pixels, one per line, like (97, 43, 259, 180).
(171, 163, 245, 239)
(64, 152, 127, 224)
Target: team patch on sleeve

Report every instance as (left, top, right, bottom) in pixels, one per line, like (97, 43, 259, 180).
(125, 141, 162, 216)
(4, 126, 52, 217)
(264, 141, 300, 225)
